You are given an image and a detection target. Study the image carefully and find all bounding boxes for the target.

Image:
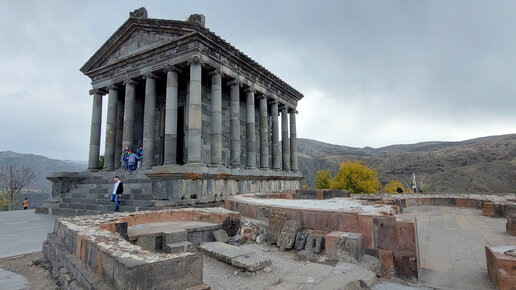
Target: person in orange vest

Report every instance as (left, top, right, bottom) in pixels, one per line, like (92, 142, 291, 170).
(22, 197, 29, 210)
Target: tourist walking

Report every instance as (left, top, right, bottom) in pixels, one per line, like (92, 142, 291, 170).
(122, 147, 129, 170)
(136, 146, 143, 169)
(22, 197, 28, 210)
(110, 176, 124, 211)
(128, 151, 138, 174)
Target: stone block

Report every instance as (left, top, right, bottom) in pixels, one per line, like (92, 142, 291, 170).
(373, 216, 398, 251)
(294, 232, 308, 251)
(222, 216, 241, 236)
(504, 204, 516, 218)
(358, 215, 374, 250)
(187, 225, 222, 246)
(231, 252, 272, 271)
(266, 212, 287, 245)
(164, 241, 195, 254)
(277, 219, 301, 251)
(301, 210, 340, 231)
(325, 231, 364, 261)
(136, 233, 159, 252)
(339, 212, 359, 232)
(115, 222, 128, 240)
(455, 198, 476, 208)
(198, 242, 252, 264)
(507, 214, 516, 236)
(163, 230, 188, 244)
(393, 249, 418, 282)
(305, 235, 324, 254)
(378, 249, 395, 277)
(483, 202, 498, 217)
(486, 246, 516, 290)
(213, 229, 229, 243)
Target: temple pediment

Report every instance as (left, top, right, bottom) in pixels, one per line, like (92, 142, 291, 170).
(99, 28, 180, 67)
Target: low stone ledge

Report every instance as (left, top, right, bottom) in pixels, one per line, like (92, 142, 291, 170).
(486, 246, 516, 290)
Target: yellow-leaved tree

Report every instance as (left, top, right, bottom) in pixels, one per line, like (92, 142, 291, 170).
(383, 180, 405, 193)
(315, 169, 332, 189)
(330, 161, 380, 193)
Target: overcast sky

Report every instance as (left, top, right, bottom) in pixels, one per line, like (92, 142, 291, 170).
(1, 0, 515, 161)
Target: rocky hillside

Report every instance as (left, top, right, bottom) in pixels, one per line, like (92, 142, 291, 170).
(0, 151, 86, 208)
(298, 134, 516, 193)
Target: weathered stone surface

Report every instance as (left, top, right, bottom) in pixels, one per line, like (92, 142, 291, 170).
(305, 235, 324, 254)
(231, 252, 272, 272)
(277, 219, 301, 251)
(136, 233, 159, 252)
(199, 242, 252, 264)
(163, 230, 188, 244)
(213, 229, 229, 243)
(256, 234, 266, 244)
(115, 222, 128, 240)
(164, 241, 195, 254)
(294, 231, 308, 251)
(486, 246, 516, 290)
(378, 249, 395, 278)
(241, 226, 258, 241)
(222, 216, 241, 237)
(325, 231, 364, 261)
(266, 212, 287, 245)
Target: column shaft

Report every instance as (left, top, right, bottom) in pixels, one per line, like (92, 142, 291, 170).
(281, 107, 290, 171)
(122, 80, 136, 150)
(290, 109, 298, 172)
(187, 58, 202, 164)
(142, 74, 157, 169)
(246, 90, 256, 168)
(259, 96, 269, 169)
(210, 72, 222, 166)
(164, 67, 179, 165)
(87, 90, 103, 171)
(104, 86, 118, 171)
(229, 80, 241, 167)
(114, 96, 124, 169)
(271, 101, 280, 170)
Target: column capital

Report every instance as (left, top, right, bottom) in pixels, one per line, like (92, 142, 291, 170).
(244, 86, 255, 93)
(279, 103, 288, 111)
(188, 55, 205, 66)
(143, 72, 159, 80)
(106, 85, 119, 91)
(257, 93, 269, 100)
(89, 88, 106, 96)
(164, 65, 181, 74)
(227, 79, 242, 87)
(123, 79, 137, 86)
(268, 99, 279, 106)
(209, 67, 222, 76)
(288, 107, 298, 114)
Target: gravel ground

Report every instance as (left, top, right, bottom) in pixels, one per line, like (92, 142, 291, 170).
(203, 243, 307, 289)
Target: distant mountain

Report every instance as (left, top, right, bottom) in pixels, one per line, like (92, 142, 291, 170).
(0, 151, 86, 208)
(298, 134, 516, 193)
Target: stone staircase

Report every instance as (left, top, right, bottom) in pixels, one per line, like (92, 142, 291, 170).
(36, 171, 156, 216)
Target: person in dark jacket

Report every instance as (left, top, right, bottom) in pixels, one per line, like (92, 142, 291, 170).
(110, 176, 124, 211)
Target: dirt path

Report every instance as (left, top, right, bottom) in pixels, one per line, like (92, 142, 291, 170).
(0, 252, 56, 290)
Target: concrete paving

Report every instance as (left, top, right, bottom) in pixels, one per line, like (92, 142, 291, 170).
(0, 209, 55, 258)
(399, 205, 516, 290)
(0, 210, 55, 289)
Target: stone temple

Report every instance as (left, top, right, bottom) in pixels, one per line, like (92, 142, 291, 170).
(38, 8, 303, 214)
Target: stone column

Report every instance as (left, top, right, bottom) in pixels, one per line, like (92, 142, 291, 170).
(271, 100, 280, 170)
(187, 56, 203, 164)
(142, 73, 158, 169)
(114, 95, 124, 169)
(122, 79, 136, 150)
(259, 95, 269, 169)
(210, 70, 222, 166)
(281, 105, 290, 171)
(164, 66, 180, 165)
(104, 85, 118, 171)
(87, 89, 105, 171)
(246, 88, 256, 169)
(289, 108, 298, 172)
(229, 80, 241, 167)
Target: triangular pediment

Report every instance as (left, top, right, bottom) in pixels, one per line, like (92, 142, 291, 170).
(81, 18, 196, 74)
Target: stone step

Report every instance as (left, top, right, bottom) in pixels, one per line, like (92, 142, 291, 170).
(62, 198, 154, 207)
(164, 241, 195, 254)
(198, 242, 271, 271)
(59, 202, 154, 213)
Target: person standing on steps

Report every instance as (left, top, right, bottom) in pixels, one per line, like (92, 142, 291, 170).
(110, 176, 123, 211)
